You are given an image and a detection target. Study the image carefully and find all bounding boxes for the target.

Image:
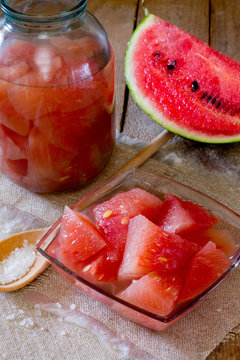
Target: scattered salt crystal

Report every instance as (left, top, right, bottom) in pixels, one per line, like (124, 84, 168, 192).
(19, 317, 34, 328)
(11, 305, 16, 309)
(55, 302, 62, 308)
(0, 240, 36, 284)
(34, 304, 42, 316)
(0, 207, 28, 240)
(17, 309, 24, 315)
(70, 303, 76, 310)
(26, 317, 34, 327)
(6, 313, 15, 320)
(161, 152, 183, 165)
(60, 330, 66, 336)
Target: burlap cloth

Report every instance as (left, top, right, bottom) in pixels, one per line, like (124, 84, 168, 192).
(0, 133, 240, 360)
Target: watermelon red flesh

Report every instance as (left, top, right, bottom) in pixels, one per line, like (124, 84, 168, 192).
(183, 228, 237, 257)
(93, 188, 163, 260)
(0, 125, 27, 160)
(156, 194, 218, 234)
(57, 206, 106, 266)
(178, 241, 231, 303)
(80, 247, 121, 283)
(119, 214, 199, 280)
(125, 14, 240, 143)
(117, 273, 182, 316)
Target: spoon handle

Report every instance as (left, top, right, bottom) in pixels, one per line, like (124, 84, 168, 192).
(115, 129, 173, 175)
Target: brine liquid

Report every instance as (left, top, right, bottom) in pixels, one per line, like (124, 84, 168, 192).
(0, 37, 115, 192)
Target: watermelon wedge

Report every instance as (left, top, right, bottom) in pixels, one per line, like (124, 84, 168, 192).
(57, 206, 106, 267)
(178, 241, 231, 303)
(156, 194, 218, 234)
(80, 247, 121, 283)
(93, 188, 162, 260)
(125, 14, 240, 143)
(118, 215, 199, 280)
(183, 228, 237, 257)
(117, 273, 182, 316)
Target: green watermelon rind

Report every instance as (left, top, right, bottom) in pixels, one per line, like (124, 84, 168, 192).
(125, 14, 240, 144)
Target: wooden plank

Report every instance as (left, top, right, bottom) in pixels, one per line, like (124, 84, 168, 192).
(207, 323, 240, 360)
(123, 0, 209, 142)
(206, 2, 240, 358)
(210, 0, 240, 61)
(88, 0, 138, 131)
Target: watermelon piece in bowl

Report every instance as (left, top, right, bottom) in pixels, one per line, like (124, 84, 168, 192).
(37, 168, 240, 331)
(118, 214, 199, 280)
(183, 228, 237, 257)
(178, 241, 232, 303)
(156, 194, 218, 235)
(93, 188, 163, 261)
(57, 206, 106, 271)
(117, 272, 183, 317)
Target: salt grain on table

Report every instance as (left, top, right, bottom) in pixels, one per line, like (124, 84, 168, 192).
(0, 240, 36, 284)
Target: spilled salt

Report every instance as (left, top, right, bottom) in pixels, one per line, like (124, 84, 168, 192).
(34, 304, 42, 317)
(0, 240, 36, 284)
(6, 314, 15, 320)
(19, 317, 34, 328)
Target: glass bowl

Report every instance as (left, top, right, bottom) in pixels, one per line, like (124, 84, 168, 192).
(37, 168, 240, 331)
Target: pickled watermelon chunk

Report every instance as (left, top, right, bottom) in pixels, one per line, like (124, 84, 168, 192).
(156, 194, 218, 234)
(178, 241, 231, 303)
(80, 247, 121, 283)
(0, 125, 27, 160)
(0, 60, 30, 83)
(58, 206, 106, 267)
(93, 188, 163, 259)
(53, 187, 236, 323)
(117, 273, 182, 316)
(119, 215, 199, 280)
(183, 228, 237, 256)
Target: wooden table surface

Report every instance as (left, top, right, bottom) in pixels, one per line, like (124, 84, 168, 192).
(88, 1, 240, 359)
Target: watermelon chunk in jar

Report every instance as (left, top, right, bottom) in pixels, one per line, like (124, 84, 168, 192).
(0, 0, 115, 192)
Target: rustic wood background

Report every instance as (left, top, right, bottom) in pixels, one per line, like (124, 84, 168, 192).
(88, 1, 240, 359)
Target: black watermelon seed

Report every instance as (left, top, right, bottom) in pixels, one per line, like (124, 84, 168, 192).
(212, 98, 217, 104)
(201, 93, 208, 99)
(191, 81, 199, 92)
(207, 96, 213, 102)
(217, 102, 222, 108)
(154, 52, 161, 57)
(166, 60, 176, 70)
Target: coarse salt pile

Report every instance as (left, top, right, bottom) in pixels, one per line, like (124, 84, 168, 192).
(0, 240, 36, 284)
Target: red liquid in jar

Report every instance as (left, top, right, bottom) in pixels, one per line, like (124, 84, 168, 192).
(0, 37, 115, 192)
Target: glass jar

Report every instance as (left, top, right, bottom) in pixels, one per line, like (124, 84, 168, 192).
(0, 0, 115, 193)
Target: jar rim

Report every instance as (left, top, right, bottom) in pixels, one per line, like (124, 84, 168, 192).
(0, 0, 88, 23)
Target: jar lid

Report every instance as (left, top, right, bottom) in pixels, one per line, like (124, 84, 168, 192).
(0, 0, 88, 23)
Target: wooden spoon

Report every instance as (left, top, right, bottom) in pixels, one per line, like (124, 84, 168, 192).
(0, 228, 49, 292)
(0, 129, 172, 292)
